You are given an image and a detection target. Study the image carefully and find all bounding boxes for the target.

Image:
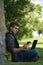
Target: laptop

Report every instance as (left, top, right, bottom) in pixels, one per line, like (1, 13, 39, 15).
(31, 40, 38, 49)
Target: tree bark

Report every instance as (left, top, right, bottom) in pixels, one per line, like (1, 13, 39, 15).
(0, 0, 8, 63)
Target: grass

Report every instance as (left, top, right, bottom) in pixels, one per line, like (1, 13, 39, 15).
(4, 37, 43, 65)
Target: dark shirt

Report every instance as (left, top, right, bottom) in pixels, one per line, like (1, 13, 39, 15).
(5, 32, 19, 61)
(6, 32, 19, 52)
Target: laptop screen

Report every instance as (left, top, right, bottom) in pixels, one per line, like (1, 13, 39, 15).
(31, 40, 38, 49)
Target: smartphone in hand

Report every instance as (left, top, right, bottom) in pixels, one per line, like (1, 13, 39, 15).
(26, 41, 31, 45)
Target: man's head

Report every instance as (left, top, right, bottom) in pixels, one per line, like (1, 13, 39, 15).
(9, 22, 19, 34)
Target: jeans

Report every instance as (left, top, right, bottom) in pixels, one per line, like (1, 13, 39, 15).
(14, 49, 39, 62)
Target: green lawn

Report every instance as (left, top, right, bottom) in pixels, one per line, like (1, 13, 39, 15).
(5, 37, 43, 65)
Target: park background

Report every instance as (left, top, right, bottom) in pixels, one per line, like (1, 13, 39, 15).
(4, 0, 43, 64)
(0, 0, 43, 65)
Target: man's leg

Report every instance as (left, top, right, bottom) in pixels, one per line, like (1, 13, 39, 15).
(24, 49, 39, 62)
(15, 49, 39, 61)
(25, 49, 39, 58)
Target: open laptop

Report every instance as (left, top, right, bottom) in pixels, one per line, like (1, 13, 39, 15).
(31, 40, 38, 49)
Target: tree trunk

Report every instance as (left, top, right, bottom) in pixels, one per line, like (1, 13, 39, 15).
(0, 0, 8, 63)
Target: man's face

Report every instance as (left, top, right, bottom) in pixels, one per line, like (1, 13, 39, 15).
(11, 25, 19, 34)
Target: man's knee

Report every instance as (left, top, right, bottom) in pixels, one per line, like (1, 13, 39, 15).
(28, 49, 39, 57)
(31, 49, 39, 57)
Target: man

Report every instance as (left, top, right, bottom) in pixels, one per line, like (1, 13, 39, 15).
(5, 22, 39, 62)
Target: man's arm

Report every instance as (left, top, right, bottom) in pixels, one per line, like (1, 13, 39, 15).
(13, 47, 27, 53)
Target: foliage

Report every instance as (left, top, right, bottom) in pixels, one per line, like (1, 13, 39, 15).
(38, 22, 43, 34)
(4, 0, 42, 39)
(34, 4, 42, 14)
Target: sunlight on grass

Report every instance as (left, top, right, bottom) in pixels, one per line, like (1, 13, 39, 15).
(36, 44, 43, 48)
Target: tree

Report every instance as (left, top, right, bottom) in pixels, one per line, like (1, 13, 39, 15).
(4, 0, 42, 39)
(38, 22, 43, 35)
(0, 0, 7, 63)
(4, 0, 35, 39)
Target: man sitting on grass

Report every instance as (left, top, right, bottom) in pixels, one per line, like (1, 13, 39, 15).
(5, 22, 39, 62)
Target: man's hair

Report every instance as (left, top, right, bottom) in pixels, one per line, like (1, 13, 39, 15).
(8, 22, 19, 31)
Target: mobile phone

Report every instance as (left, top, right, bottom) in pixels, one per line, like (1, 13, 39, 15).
(27, 41, 31, 44)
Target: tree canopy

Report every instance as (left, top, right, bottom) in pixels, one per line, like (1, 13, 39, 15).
(4, 0, 42, 39)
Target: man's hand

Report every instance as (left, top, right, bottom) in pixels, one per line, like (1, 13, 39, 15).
(20, 46, 27, 51)
(23, 43, 30, 49)
(23, 44, 29, 49)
